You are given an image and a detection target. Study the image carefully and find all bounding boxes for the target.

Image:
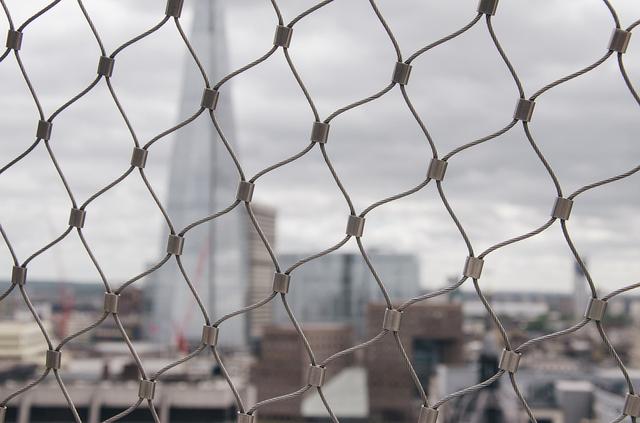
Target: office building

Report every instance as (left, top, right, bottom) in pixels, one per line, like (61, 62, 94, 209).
(245, 204, 277, 346)
(275, 252, 421, 338)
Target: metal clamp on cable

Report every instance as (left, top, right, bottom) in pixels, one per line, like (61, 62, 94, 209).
(307, 365, 326, 387)
(12, 266, 27, 286)
(202, 325, 219, 346)
(346, 215, 365, 237)
(104, 293, 119, 314)
(477, 0, 499, 15)
(382, 308, 402, 332)
(584, 298, 607, 321)
(427, 158, 447, 181)
(6, 29, 23, 51)
(551, 197, 573, 220)
(46, 350, 62, 370)
(37, 120, 52, 141)
(138, 379, 156, 400)
(131, 147, 148, 168)
(624, 394, 640, 417)
(310, 122, 330, 144)
(514, 98, 535, 122)
(273, 25, 293, 48)
(236, 181, 255, 203)
(166, 234, 185, 255)
(609, 28, 631, 53)
(237, 413, 254, 423)
(273, 272, 291, 294)
(463, 256, 484, 279)
(97, 56, 115, 77)
(392, 62, 412, 85)
(419, 406, 438, 423)
(201, 88, 219, 110)
(498, 349, 521, 373)
(69, 208, 87, 228)
(165, 0, 184, 18)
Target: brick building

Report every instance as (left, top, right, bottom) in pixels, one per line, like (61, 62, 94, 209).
(252, 323, 353, 419)
(366, 302, 464, 422)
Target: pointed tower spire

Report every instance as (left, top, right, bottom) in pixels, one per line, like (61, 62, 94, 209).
(147, 0, 249, 349)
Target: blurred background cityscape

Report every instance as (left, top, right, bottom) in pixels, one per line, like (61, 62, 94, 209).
(1, 0, 639, 422)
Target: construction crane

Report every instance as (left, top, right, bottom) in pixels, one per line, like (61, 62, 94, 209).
(173, 234, 210, 354)
(47, 214, 74, 339)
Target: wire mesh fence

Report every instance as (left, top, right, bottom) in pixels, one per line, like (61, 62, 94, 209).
(0, 0, 639, 422)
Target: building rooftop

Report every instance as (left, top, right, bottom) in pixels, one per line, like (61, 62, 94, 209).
(302, 366, 368, 419)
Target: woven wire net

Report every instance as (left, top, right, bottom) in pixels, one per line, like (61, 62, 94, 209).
(0, 0, 639, 422)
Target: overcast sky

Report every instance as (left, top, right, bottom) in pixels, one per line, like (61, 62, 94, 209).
(0, 0, 639, 297)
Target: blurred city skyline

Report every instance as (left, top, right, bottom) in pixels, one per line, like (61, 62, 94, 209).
(0, 2, 640, 422)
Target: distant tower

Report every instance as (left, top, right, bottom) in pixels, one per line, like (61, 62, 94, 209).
(245, 204, 276, 348)
(573, 259, 590, 320)
(147, 0, 249, 349)
(478, 322, 500, 391)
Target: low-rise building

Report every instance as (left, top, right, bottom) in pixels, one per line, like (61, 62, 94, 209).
(0, 320, 50, 364)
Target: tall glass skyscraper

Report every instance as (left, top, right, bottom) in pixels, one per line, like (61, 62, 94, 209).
(147, 0, 249, 349)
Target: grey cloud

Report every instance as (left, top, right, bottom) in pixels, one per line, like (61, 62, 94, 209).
(0, 0, 639, 296)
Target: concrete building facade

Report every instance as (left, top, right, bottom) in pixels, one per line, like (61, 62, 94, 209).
(0, 380, 254, 423)
(0, 320, 49, 363)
